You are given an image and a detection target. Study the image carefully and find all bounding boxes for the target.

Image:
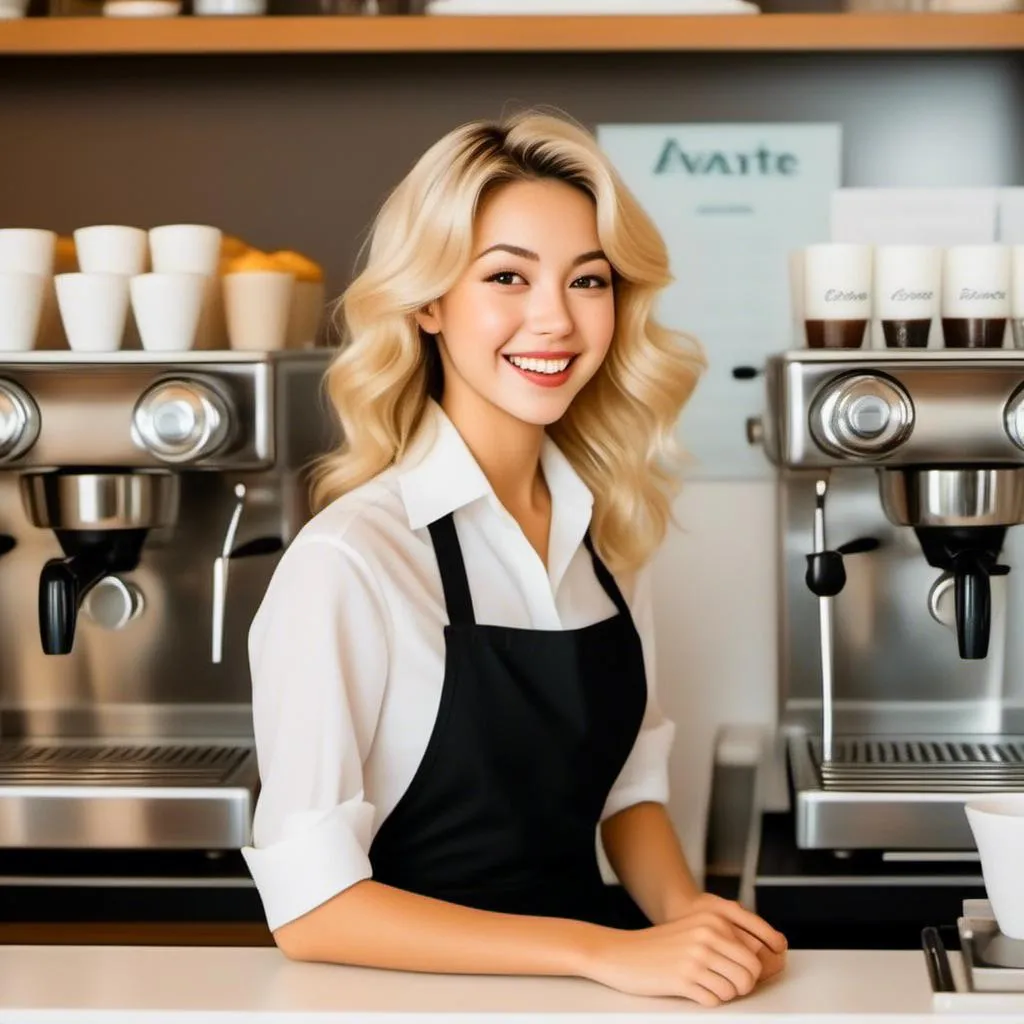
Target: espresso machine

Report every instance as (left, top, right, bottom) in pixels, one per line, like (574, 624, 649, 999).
(0, 349, 333, 925)
(716, 347, 1024, 947)
(759, 347, 1024, 853)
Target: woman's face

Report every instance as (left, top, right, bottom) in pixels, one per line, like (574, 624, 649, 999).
(416, 177, 616, 428)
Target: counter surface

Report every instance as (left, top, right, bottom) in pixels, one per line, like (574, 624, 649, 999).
(0, 944, 995, 1022)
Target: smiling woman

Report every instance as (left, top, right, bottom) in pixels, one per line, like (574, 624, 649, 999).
(314, 110, 703, 574)
(241, 109, 787, 1008)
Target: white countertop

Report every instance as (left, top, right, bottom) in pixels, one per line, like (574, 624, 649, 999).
(0, 944, 1017, 1022)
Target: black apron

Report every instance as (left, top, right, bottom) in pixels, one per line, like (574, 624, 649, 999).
(368, 511, 651, 930)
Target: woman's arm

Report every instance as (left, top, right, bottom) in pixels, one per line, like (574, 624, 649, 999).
(274, 879, 596, 974)
(600, 800, 699, 924)
(273, 875, 778, 1007)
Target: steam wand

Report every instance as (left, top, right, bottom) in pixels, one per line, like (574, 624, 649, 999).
(211, 484, 284, 664)
(804, 478, 880, 765)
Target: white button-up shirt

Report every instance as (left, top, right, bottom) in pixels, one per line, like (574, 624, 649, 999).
(241, 400, 676, 932)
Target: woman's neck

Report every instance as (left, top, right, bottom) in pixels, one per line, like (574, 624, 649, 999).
(440, 390, 548, 521)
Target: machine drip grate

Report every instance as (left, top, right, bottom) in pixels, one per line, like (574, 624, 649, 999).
(807, 736, 1024, 792)
(0, 743, 251, 787)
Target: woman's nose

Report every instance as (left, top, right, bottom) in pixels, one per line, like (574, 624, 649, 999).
(527, 283, 574, 337)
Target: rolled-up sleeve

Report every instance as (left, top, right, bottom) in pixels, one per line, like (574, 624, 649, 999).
(600, 561, 675, 821)
(241, 537, 390, 933)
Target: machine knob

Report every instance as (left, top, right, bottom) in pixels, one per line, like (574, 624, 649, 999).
(132, 379, 232, 464)
(1004, 386, 1024, 452)
(0, 380, 39, 463)
(810, 373, 914, 459)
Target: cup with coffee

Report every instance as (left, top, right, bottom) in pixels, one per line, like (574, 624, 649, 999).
(803, 244, 872, 349)
(966, 795, 1024, 940)
(941, 244, 1010, 349)
(1011, 245, 1024, 350)
(874, 245, 940, 349)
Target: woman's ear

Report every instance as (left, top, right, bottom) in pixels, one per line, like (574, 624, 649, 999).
(414, 302, 441, 336)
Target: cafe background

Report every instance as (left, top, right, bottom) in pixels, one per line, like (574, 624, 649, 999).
(0, 0, 1021, 882)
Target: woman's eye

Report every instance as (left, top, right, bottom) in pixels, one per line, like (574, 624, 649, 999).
(486, 270, 525, 286)
(572, 275, 610, 289)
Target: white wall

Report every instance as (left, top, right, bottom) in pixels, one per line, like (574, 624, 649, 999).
(653, 480, 779, 879)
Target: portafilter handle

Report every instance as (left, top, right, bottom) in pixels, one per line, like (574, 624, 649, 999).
(952, 551, 1010, 661)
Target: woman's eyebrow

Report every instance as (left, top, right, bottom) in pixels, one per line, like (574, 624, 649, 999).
(474, 244, 608, 268)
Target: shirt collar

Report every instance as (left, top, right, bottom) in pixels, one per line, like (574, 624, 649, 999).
(397, 399, 594, 533)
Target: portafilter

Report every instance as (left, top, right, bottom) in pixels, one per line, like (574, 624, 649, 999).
(20, 471, 180, 656)
(879, 467, 1024, 660)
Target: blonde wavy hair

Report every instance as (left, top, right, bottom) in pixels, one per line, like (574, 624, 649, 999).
(311, 108, 705, 573)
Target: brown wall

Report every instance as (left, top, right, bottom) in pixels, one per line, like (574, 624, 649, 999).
(1, 49, 1021, 305)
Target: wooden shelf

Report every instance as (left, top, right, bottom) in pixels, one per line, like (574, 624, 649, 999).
(0, 12, 1023, 56)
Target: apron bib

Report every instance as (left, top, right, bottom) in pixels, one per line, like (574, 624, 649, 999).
(369, 511, 651, 929)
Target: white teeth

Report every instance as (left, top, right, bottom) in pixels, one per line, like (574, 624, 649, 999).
(506, 355, 572, 375)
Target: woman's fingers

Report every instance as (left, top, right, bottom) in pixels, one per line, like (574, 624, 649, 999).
(701, 897, 788, 953)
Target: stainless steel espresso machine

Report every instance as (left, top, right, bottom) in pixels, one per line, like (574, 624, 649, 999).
(0, 350, 333, 928)
(709, 348, 1024, 947)
(761, 348, 1024, 854)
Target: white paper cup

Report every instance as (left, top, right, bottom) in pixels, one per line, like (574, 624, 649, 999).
(223, 271, 295, 351)
(966, 795, 1024, 940)
(285, 280, 326, 349)
(130, 272, 205, 352)
(873, 245, 940, 320)
(942, 245, 1011, 318)
(54, 273, 130, 353)
(0, 273, 46, 351)
(804, 244, 873, 320)
(149, 225, 222, 275)
(0, 229, 56, 276)
(74, 225, 148, 276)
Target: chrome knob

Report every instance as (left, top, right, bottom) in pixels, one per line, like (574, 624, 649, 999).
(1004, 386, 1024, 452)
(82, 576, 145, 631)
(810, 373, 914, 459)
(0, 380, 39, 463)
(132, 379, 232, 464)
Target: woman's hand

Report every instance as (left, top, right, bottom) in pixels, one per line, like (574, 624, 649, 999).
(578, 893, 787, 1006)
(579, 907, 784, 1006)
(671, 893, 789, 985)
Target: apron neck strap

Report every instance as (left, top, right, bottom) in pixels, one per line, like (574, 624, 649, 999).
(427, 513, 631, 626)
(583, 532, 630, 618)
(428, 513, 476, 626)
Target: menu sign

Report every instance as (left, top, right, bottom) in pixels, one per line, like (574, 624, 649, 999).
(597, 123, 842, 479)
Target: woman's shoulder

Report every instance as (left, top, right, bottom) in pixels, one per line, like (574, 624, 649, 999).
(292, 466, 410, 555)
(256, 467, 415, 628)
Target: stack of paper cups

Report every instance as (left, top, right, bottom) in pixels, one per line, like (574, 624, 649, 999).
(149, 225, 224, 349)
(70, 225, 148, 350)
(0, 229, 55, 352)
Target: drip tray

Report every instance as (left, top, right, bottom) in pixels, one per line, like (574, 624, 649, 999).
(0, 741, 258, 850)
(0, 743, 251, 786)
(788, 733, 1024, 851)
(810, 737, 1024, 792)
